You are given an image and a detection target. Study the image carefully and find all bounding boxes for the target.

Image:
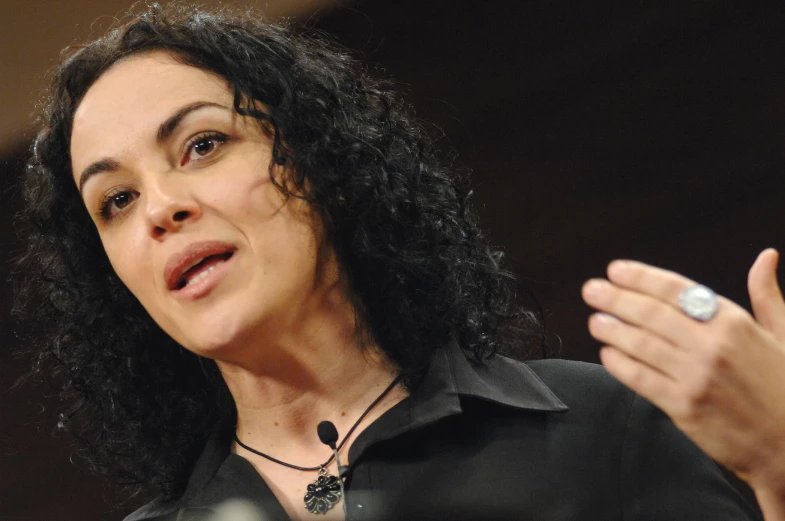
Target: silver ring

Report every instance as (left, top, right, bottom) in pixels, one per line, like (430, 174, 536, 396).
(678, 284, 719, 322)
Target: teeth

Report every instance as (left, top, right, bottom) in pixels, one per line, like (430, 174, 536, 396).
(183, 261, 224, 287)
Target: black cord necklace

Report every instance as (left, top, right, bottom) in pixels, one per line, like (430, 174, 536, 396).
(234, 373, 403, 515)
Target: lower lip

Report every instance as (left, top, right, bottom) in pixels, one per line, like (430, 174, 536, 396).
(171, 253, 235, 301)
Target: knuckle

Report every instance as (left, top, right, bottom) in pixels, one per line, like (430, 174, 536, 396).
(601, 284, 621, 307)
(664, 278, 686, 300)
(680, 381, 710, 418)
(684, 354, 724, 408)
(633, 299, 662, 324)
(718, 308, 754, 341)
(626, 365, 648, 389)
(631, 332, 656, 357)
(624, 365, 646, 389)
(702, 340, 732, 371)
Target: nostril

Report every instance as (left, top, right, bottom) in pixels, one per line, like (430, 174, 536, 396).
(173, 211, 190, 222)
(152, 225, 167, 238)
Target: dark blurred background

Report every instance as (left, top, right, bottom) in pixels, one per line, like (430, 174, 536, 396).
(2, 1, 784, 519)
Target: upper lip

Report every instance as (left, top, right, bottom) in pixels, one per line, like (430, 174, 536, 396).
(164, 240, 236, 291)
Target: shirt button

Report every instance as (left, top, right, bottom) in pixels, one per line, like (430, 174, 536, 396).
(356, 504, 363, 508)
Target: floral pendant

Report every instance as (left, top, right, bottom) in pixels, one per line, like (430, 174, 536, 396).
(303, 467, 342, 515)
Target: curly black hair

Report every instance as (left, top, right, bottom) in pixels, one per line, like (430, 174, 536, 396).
(17, 2, 542, 502)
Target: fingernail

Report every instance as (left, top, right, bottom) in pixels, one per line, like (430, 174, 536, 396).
(608, 259, 632, 277)
(583, 279, 607, 298)
(591, 313, 618, 326)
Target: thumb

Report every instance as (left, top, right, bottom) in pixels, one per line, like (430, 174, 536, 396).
(748, 248, 785, 339)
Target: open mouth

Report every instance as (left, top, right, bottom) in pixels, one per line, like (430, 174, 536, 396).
(176, 251, 234, 290)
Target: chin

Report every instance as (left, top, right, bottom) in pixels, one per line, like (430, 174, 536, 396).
(169, 306, 251, 359)
(182, 303, 288, 364)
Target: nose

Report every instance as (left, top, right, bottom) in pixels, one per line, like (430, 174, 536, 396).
(144, 178, 202, 239)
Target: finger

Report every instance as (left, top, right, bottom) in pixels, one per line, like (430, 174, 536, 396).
(604, 259, 751, 334)
(748, 248, 785, 339)
(588, 313, 688, 380)
(583, 278, 699, 348)
(606, 259, 696, 307)
(598, 346, 681, 412)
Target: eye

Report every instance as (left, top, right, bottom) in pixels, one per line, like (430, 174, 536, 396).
(182, 131, 228, 165)
(99, 188, 138, 222)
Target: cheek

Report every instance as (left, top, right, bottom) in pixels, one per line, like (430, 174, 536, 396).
(232, 186, 321, 277)
(199, 158, 272, 218)
(210, 169, 290, 238)
(101, 228, 156, 301)
(268, 204, 323, 283)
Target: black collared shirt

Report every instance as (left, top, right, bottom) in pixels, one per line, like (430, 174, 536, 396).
(126, 342, 761, 521)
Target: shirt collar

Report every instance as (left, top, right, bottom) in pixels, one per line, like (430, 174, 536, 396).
(347, 339, 568, 464)
(126, 340, 568, 520)
(443, 338, 568, 412)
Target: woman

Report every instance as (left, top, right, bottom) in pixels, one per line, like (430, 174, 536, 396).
(18, 3, 763, 520)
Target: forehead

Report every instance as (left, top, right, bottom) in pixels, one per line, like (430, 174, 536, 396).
(70, 51, 232, 171)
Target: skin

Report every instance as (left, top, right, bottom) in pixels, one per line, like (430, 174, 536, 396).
(582, 249, 785, 520)
(70, 51, 407, 521)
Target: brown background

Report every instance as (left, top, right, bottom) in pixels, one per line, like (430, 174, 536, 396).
(2, 1, 785, 519)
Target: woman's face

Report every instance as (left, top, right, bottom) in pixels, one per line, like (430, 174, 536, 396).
(70, 51, 335, 359)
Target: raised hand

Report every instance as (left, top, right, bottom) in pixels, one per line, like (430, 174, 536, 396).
(582, 249, 785, 509)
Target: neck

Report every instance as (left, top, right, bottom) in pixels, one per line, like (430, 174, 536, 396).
(225, 343, 399, 441)
(217, 284, 404, 459)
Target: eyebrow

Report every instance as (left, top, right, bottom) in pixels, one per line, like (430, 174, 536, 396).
(77, 101, 230, 193)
